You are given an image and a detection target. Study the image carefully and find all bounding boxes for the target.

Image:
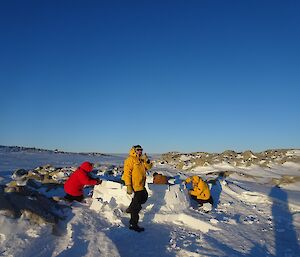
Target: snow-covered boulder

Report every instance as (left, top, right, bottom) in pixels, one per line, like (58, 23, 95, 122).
(0, 185, 67, 224)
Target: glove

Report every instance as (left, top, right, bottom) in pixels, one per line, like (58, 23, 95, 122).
(96, 179, 102, 185)
(127, 185, 133, 195)
(142, 153, 150, 164)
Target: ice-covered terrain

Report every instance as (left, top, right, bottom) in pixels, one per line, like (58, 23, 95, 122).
(0, 147, 300, 257)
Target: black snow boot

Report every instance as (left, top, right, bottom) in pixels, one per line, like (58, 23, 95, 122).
(129, 224, 145, 232)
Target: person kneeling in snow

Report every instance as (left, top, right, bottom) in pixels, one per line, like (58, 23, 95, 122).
(185, 175, 213, 206)
(64, 162, 102, 202)
(122, 145, 153, 232)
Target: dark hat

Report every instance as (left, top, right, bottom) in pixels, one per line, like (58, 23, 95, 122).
(133, 145, 143, 150)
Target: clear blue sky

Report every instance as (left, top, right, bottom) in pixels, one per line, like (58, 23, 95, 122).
(0, 0, 299, 153)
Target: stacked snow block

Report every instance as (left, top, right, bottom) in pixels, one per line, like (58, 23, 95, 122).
(90, 181, 190, 214)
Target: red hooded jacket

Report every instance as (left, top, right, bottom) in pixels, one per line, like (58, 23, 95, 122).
(64, 162, 98, 196)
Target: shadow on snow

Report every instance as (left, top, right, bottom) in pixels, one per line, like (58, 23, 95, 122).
(106, 184, 176, 257)
(269, 186, 300, 257)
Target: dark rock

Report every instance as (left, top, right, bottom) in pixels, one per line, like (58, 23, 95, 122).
(1, 185, 66, 225)
(12, 169, 28, 179)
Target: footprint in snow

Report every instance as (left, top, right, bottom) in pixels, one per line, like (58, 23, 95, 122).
(242, 215, 259, 224)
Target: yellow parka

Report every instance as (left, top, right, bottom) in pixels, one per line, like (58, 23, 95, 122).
(185, 175, 211, 200)
(122, 147, 153, 192)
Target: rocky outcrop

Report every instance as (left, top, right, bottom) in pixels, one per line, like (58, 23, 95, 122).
(159, 149, 300, 170)
(0, 185, 67, 224)
(10, 165, 74, 187)
(0, 164, 76, 225)
(0, 163, 125, 225)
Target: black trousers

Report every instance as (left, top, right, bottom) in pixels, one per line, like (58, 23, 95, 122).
(64, 194, 84, 202)
(191, 195, 214, 206)
(128, 189, 148, 226)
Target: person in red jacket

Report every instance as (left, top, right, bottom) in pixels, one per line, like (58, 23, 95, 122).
(64, 161, 102, 202)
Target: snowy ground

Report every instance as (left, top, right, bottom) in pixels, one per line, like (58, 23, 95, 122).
(0, 150, 300, 257)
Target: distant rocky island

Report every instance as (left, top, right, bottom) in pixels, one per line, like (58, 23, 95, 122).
(0, 145, 110, 157)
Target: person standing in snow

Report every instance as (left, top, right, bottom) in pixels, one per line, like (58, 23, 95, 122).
(122, 145, 153, 232)
(64, 161, 102, 202)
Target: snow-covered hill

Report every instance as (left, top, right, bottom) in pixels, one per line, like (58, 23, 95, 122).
(0, 147, 300, 256)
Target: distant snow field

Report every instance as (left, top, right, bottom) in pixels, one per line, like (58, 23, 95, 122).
(0, 147, 300, 257)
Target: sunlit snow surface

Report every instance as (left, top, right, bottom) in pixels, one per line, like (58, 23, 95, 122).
(0, 149, 299, 257)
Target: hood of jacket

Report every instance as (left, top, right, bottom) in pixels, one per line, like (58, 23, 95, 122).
(80, 161, 93, 172)
(129, 147, 139, 158)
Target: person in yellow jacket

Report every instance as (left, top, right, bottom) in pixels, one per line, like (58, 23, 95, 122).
(122, 145, 153, 232)
(185, 175, 213, 206)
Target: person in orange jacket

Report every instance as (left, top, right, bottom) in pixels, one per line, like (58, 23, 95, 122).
(64, 161, 102, 202)
(185, 175, 213, 206)
(122, 145, 153, 232)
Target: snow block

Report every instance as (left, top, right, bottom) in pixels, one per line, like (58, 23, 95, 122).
(91, 181, 132, 211)
(147, 183, 190, 213)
